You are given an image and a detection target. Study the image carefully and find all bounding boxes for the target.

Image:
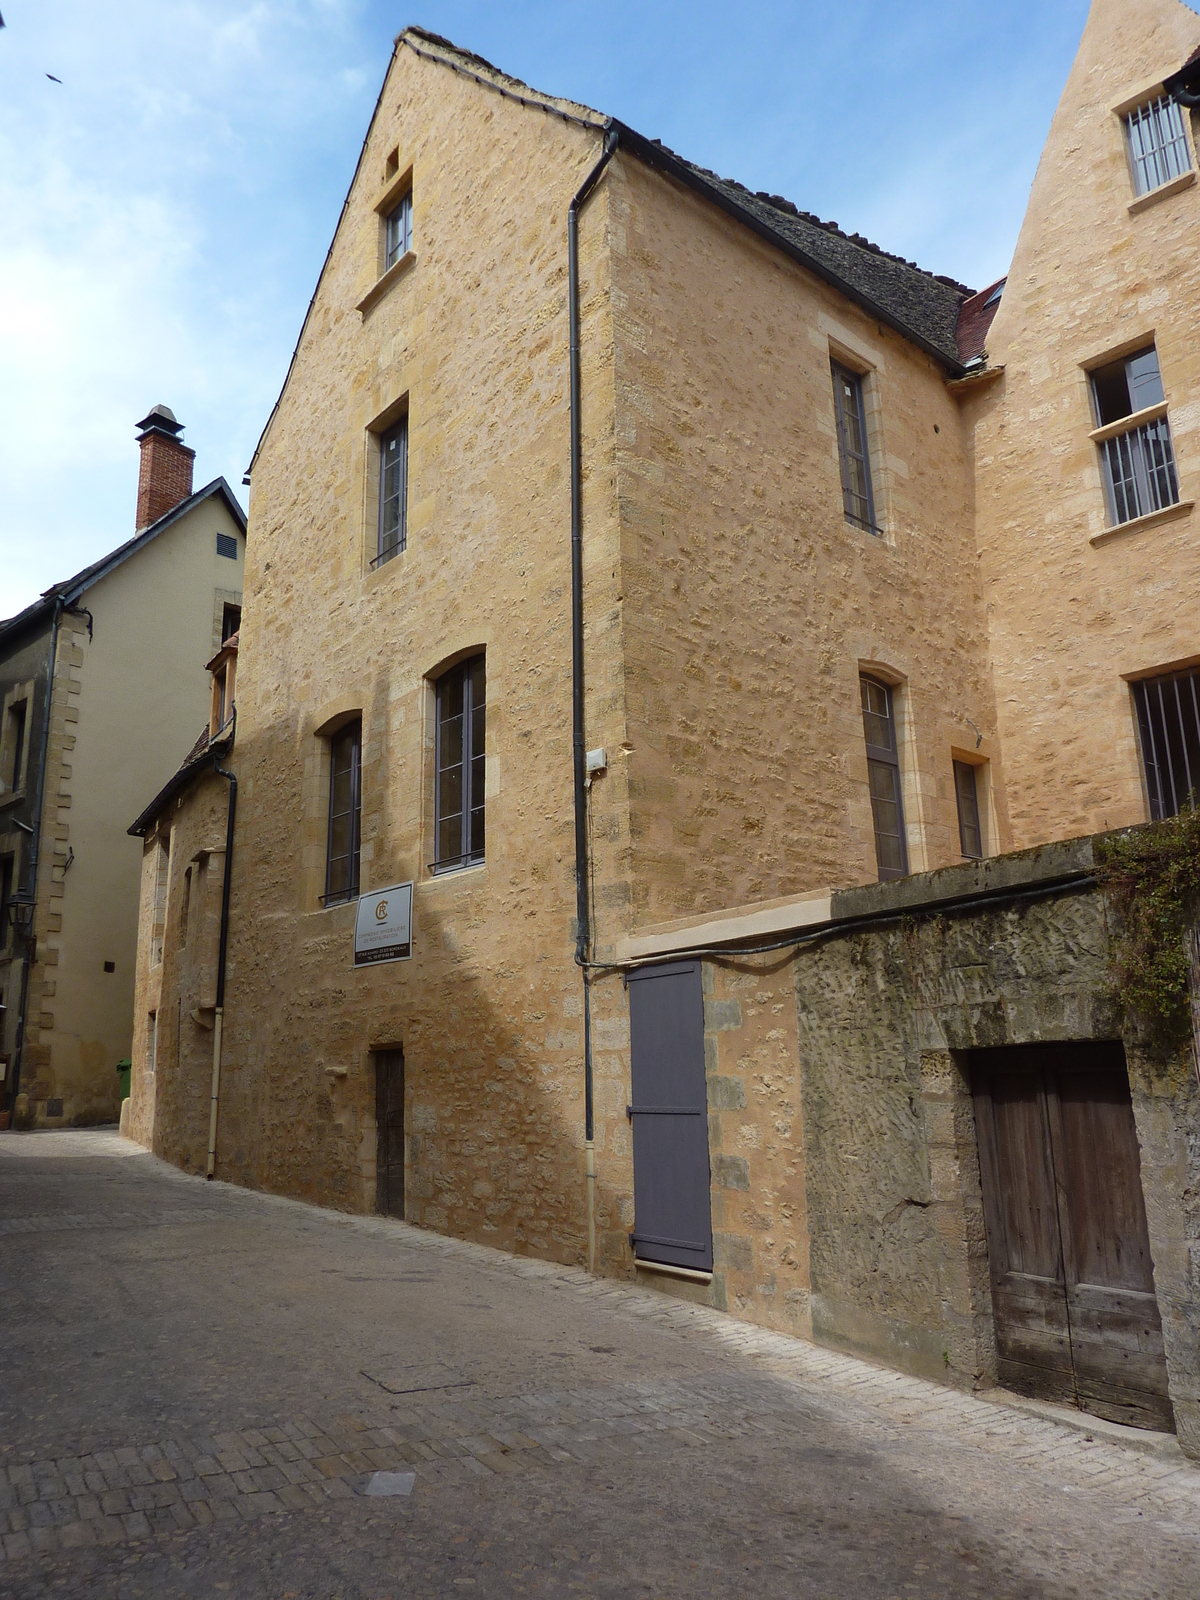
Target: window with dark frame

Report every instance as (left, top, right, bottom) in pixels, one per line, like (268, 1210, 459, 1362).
(324, 720, 362, 904)
(385, 192, 412, 272)
(2, 698, 27, 794)
(0, 854, 13, 951)
(860, 675, 907, 880)
(375, 418, 408, 567)
(831, 362, 876, 533)
(1090, 345, 1179, 526)
(953, 759, 984, 859)
(221, 603, 241, 642)
(1132, 665, 1200, 820)
(1125, 96, 1192, 197)
(435, 655, 485, 872)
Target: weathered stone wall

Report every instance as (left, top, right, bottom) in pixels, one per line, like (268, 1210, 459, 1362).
(794, 841, 1200, 1455)
(601, 154, 1006, 933)
(128, 771, 232, 1170)
(971, 0, 1200, 847)
(216, 40, 622, 1259)
(0, 617, 54, 1107)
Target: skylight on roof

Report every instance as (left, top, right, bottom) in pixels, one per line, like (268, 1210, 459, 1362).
(983, 280, 1005, 308)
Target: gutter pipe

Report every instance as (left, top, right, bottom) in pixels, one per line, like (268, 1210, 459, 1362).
(206, 717, 237, 1180)
(9, 598, 63, 1116)
(569, 124, 619, 1273)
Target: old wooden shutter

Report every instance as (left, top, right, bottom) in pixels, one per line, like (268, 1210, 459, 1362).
(627, 960, 712, 1272)
(375, 1049, 405, 1219)
(971, 1043, 1171, 1431)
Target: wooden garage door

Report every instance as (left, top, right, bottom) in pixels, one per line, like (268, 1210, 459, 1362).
(627, 960, 712, 1272)
(970, 1043, 1172, 1432)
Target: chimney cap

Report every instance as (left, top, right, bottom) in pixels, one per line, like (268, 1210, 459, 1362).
(135, 403, 184, 439)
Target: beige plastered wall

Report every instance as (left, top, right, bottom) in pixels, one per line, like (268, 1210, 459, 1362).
(970, 0, 1200, 846)
(214, 42, 623, 1257)
(23, 498, 245, 1125)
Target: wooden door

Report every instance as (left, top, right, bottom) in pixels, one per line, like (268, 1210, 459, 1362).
(375, 1049, 405, 1219)
(627, 960, 713, 1272)
(971, 1043, 1172, 1431)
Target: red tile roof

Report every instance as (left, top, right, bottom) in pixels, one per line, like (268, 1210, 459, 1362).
(954, 277, 1006, 366)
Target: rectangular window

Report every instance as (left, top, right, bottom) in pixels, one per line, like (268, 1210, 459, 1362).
(860, 675, 907, 880)
(148, 1012, 158, 1076)
(375, 418, 408, 567)
(435, 655, 485, 872)
(1126, 96, 1192, 196)
(0, 854, 13, 952)
(831, 363, 876, 533)
(2, 698, 27, 795)
(1091, 346, 1179, 526)
(216, 532, 238, 560)
(221, 603, 241, 642)
(180, 865, 192, 945)
(385, 192, 412, 272)
(1132, 666, 1200, 819)
(150, 838, 170, 967)
(325, 721, 362, 905)
(954, 760, 984, 859)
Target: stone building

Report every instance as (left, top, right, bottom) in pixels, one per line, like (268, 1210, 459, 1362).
(0, 410, 246, 1127)
(128, 0, 1200, 1452)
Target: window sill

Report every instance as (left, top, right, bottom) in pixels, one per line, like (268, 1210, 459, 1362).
(0, 789, 28, 811)
(1090, 498, 1194, 547)
(1089, 400, 1170, 445)
(634, 1259, 714, 1285)
(1128, 169, 1195, 215)
(356, 250, 416, 318)
(425, 860, 486, 883)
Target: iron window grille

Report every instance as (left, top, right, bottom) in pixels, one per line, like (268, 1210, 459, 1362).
(860, 675, 908, 880)
(324, 720, 362, 904)
(434, 655, 485, 873)
(831, 362, 877, 534)
(1091, 346, 1179, 526)
(385, 192, 413, 272)
(953, 759, 984, 859)
(1126, 96, 1192, 196)
(1132, 666, 1200, 820)
(373, 418, 408, 567)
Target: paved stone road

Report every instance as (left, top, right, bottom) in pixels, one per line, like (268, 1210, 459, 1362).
(1, 1130, 1198, 1598)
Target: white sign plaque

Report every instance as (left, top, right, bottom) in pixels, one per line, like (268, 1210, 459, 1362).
(354, 882, 413, 966)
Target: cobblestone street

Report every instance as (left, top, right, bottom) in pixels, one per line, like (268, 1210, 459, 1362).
(1, 1130, 1198, 1598)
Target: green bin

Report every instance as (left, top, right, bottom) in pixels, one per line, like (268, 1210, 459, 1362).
(116, 1058, 131, 1102)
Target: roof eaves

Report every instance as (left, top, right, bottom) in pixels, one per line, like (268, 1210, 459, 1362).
(612, 124, 968, 376)
(127, 724, 232, 838)
(56, 478, 246, 608)
(0, 478, 245, 648)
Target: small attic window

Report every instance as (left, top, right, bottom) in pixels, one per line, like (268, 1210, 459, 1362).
(983, 280, 1004, 309)
(385, 147, 399, 181)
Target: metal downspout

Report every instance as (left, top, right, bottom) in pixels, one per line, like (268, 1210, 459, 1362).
(206, 720, 237, 1179)
(10, 598, 63, 1115)
(569, 125, 618, 1273)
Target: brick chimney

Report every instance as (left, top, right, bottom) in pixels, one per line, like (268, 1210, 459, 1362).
(134, 405, 195, 529)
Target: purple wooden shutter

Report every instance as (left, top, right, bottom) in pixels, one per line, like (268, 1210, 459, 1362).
(627, 960, 712, 1272)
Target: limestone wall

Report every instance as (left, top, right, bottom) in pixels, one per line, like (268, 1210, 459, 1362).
(128, 772, 232, 1169)
(792, 845, 1200, 1454)
(218, 41, 621, 1257)
(601, 154, 1004, 934)
(972, 0, 1200, 846)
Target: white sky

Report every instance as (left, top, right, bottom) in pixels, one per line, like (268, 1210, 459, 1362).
(0, 1, 1096, 617)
